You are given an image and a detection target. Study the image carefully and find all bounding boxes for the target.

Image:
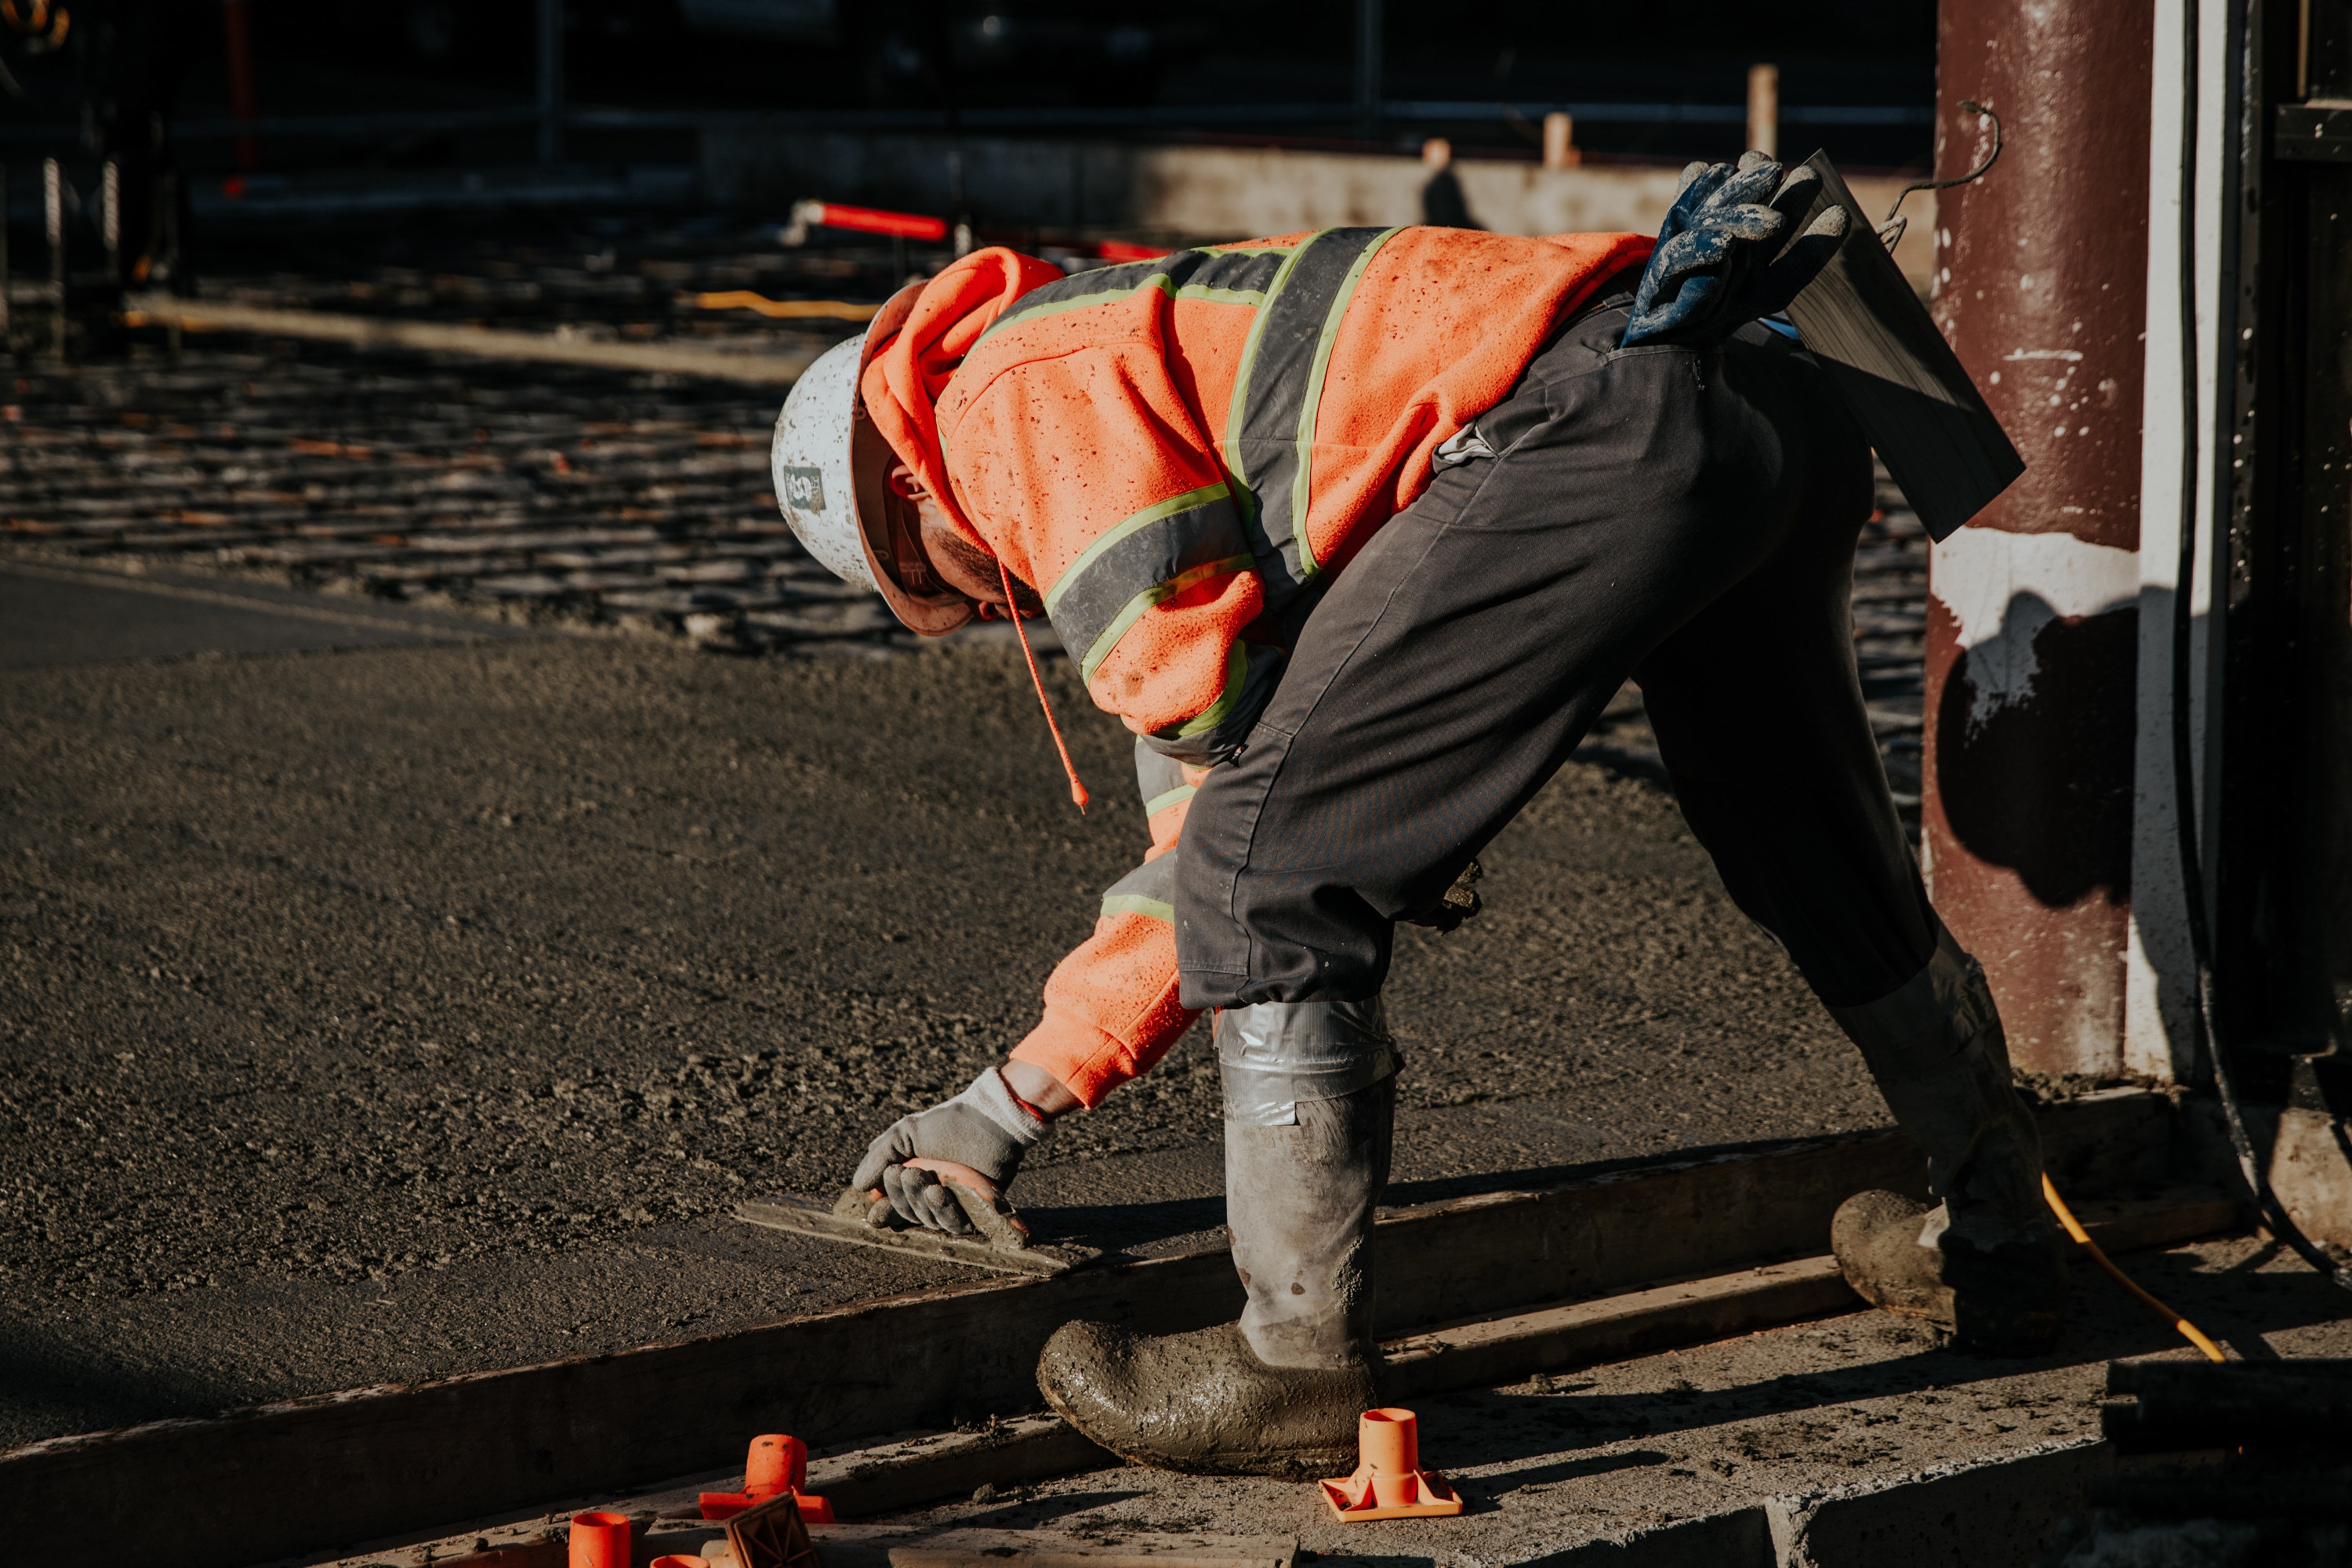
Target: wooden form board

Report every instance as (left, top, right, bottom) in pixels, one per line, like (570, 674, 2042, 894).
(289, 1182, 2238, 1565)
(0, 1091, 2169, 1568)
(121, 293, 822, 386)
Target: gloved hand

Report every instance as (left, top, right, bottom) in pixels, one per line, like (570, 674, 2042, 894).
(848, 1065, 1055, 1234)
(1621, 152, 1850, 349)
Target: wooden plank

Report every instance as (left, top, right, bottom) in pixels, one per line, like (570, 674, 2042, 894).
(1381, 1256, 1855, 1399)
(810, 1414, 1111, 1520)
(1369, 1087, 2167, 1328)
(0, 1092, 2173, 1568)
(797, 1532, 1293, 1568)
(121, 294, 819, 386)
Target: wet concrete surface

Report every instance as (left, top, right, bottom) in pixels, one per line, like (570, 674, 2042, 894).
(0, 559, 540, 668)
(0, 631, 1892, 1447)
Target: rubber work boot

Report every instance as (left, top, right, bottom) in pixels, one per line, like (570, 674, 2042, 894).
(1037, 1073, 1393, 1476)
(1828, 925, 2067, 1356)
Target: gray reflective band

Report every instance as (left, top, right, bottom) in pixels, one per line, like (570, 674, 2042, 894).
(1045, 486, 1251, 681)
(1131, 735, 1190, 806)
(1217, 997, 1402, 1127)
(1222, 226, 1404, 612)
(1099, 851, 1176, 924)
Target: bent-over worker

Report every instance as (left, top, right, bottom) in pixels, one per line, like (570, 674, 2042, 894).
(767, 155, 2067, 1477)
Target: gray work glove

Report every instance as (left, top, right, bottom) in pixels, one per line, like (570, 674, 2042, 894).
(848, 1065, 1055, 1235)
(1621, 152, 1849, 349)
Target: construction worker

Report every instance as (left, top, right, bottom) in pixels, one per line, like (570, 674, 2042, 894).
(768, 155, 2067, 1476)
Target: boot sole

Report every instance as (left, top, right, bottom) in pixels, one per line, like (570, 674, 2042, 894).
(1038, 1379, 1354, 1479)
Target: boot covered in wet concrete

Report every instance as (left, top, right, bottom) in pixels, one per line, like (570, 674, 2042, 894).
(1828, 927, 2067, 1356)
(1037, 1002, 1396, 1476)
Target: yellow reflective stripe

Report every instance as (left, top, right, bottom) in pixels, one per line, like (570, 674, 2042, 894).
(1172, 640, 1254, 739)
(1143, 782, 1196, 818)
(1046, 481, 1232, 619)
(1220, 234, 1324, 528)
(1080, 554, 1254, 680)
(1100, 893, 1175, 923)
(989, 270, 1271, 341)
(1290, 226, 1405, 579)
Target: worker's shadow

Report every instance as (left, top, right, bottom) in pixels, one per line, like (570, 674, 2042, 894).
(1018, 1195, 1230, 1256)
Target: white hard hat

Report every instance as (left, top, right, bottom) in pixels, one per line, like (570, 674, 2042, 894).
(770, 280, 974, 636)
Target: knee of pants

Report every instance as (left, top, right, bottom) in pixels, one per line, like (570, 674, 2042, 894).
(1214, 998, 1402, 1127)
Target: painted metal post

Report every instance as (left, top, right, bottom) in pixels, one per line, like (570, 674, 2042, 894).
(222, 0, 259, 171)
(44, 157, 64, 360)
(1542, 112, 1579, 170)
(1922, 0, 2155, 1075)
(2125, 0, 2238, 1080)
(1355, 0, 1381, 143)
(1748, 64, 1779, 158)
(538, 0, 565, 164)
(102, 159, 120, 285)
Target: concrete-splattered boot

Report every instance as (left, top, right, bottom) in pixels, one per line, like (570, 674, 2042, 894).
(1036, 1000, 1396, 1476)
(1829, 926, 2067, 1356)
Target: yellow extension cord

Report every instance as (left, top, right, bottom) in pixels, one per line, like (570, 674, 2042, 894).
(691, 292, 884, 321)
(2042, 1174, 2228, 1362)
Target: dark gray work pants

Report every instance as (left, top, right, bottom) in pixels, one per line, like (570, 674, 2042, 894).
(1174, 304, 1939, 1013)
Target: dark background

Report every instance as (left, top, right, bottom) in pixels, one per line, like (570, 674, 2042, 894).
(3, 0, 1940, 176)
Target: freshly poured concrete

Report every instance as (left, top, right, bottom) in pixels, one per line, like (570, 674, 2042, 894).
(0, 631, 1892, 1447)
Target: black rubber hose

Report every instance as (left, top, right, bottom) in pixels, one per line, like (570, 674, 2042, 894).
(2172, 0, 2352, 1294)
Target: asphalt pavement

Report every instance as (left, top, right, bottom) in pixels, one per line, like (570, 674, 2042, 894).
(0, 589, 1890, 1447)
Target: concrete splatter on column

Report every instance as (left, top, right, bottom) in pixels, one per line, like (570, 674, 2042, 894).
(1924, 0, 2154, 1076)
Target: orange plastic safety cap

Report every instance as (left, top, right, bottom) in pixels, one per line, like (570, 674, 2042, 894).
(702, 1433, 836, 1523)
(1319, 1409, 1464, 1522)
(568, 1510, 631, 1568)
(651, 1558, 706, 1568)
(744, 1433, 808, 1497)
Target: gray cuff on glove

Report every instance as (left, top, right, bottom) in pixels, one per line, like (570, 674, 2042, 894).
(849, 1065, 1056, 1199)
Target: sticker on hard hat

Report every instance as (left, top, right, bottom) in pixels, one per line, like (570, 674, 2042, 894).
(779, 466, 827, 512)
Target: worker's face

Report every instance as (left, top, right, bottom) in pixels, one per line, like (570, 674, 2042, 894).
(884, 463, 1044, 617)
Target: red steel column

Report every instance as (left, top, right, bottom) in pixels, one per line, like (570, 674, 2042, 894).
(1923, 0, 2154, 1074)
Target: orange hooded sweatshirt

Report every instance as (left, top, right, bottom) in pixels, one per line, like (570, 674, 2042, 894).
(862, 224, 1649, 1106)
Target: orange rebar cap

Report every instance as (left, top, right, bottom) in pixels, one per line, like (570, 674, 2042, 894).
(1319, 1408, 1464, 1522)
(701, 1432, 837, 1524)
(652, 1558, 707, 1568)
(745, 1433, 808, 1497)
(568, 1510, 631, 1568)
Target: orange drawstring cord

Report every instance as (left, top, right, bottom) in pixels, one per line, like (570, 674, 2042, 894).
(2042, 1174, 2227, 1363)
(999, 557, 1089, 813)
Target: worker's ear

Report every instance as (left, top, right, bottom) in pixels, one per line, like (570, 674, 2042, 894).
(886, 463, 929, 502)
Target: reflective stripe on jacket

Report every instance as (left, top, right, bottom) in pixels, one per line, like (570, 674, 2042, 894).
(862, 225, 1650, 760)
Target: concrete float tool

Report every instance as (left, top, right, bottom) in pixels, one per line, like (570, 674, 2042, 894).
(737, 1157, 1100, 1276)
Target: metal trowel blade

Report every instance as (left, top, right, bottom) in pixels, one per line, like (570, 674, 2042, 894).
(734, 1191, 1094, 1277)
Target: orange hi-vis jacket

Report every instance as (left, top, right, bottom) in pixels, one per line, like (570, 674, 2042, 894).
(861, 224, 1650, 1107)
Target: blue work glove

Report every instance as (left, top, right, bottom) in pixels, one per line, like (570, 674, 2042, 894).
(1621, 152, 1849, 349)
